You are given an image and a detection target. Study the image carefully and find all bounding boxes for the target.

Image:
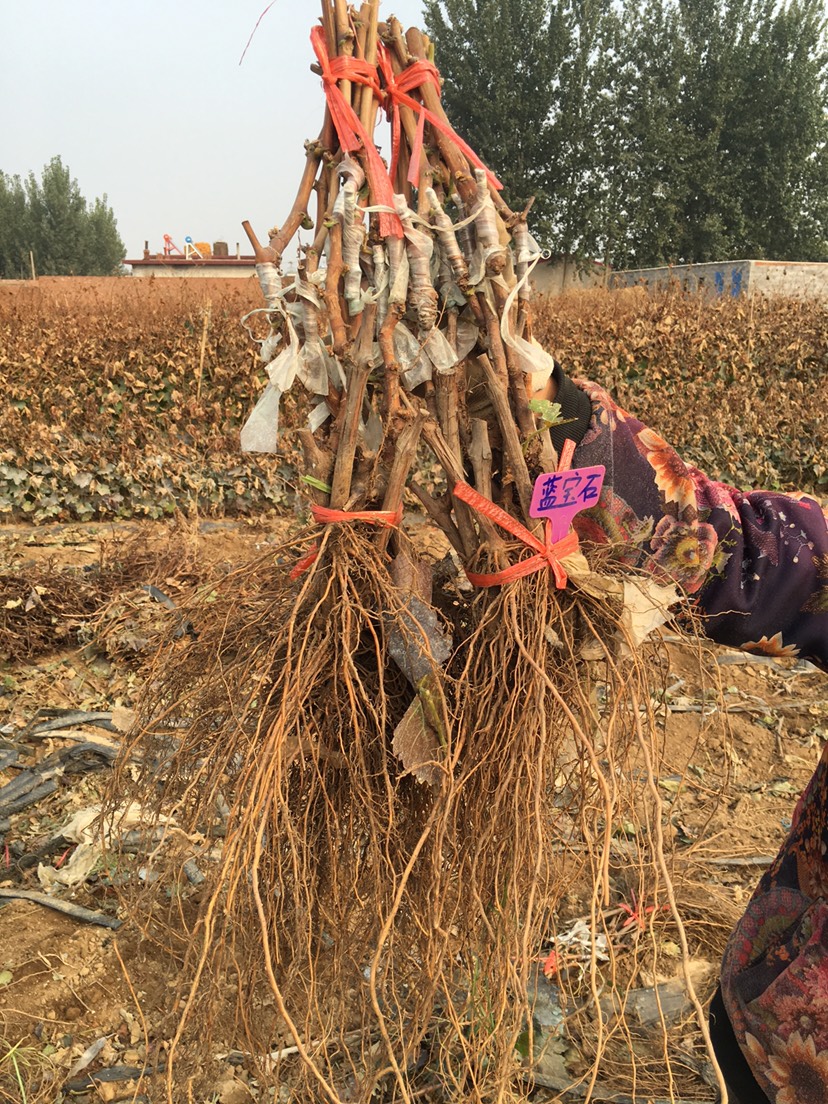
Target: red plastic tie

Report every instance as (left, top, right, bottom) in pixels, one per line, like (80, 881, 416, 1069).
(289, 544, 321, 580)
(310, 27, 402, 239)
(310, 504, 403, 527)
(377, 44, 504, 192)
(452, 482, 579, 589)
(289, 504, 404, 580)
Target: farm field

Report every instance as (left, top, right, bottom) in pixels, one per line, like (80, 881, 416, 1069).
(1, 276, 826, 526)
(0, 277, 827, 1102)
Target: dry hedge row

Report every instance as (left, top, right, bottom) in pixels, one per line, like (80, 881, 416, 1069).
(0, 278, 296, 521)
(534, 286, 827, 494)
(1, 277, 825, 522)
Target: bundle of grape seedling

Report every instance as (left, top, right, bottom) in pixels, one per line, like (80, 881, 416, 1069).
(238, 1, 565, 529)
(116, 4, 727, 1101)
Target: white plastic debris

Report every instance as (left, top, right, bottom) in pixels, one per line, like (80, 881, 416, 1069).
(240, 382, 282, 454)
(37, 803, 173, 891)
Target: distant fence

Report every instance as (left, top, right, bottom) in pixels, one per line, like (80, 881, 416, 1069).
(610, 259, 828, 300)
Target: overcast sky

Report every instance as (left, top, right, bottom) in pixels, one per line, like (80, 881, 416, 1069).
(0, 1, 427, 261)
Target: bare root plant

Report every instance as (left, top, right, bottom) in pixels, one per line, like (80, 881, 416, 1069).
(105, 3, 733, 1100)
(108, 524, 727, 1102)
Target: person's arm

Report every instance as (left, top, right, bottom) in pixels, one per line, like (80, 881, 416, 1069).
(546, 368, 828, 670)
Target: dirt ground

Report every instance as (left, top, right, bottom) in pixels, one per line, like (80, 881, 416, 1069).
(0, 516, 826, 1103)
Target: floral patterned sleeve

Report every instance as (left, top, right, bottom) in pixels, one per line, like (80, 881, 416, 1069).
(555, 371, 828, 671)
(548, 369, 828, 1097)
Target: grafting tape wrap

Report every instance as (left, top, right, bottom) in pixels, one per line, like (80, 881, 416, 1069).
(376, 44, 504, 193)
(310, 26, 402, 239)
(289, 503, 405, 580)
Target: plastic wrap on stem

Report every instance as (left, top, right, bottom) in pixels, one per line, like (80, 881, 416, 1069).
(373, 243, 389, 328)
(341, 180, 367, 315)
(255, 262, 284, 310)
(470, 169, 508, 280)
(451, 190, 476, 265)
(426, 187, 470, 291)
(393, 194, 438, 331)
(338, 153, 366, 190)
(295, 279, 331, 394)
(512, 220, 532, 303)
(387, 235, 409, 306)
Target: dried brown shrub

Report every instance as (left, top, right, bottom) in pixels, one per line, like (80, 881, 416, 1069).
(0, 278, 301, 521)
(0, 518, 213, 661)
(2, 280, 824, 523)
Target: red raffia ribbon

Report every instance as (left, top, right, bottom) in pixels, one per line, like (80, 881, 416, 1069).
(377, 44, 503, 192)
(310, 26, 402, 238)
(289, 503, 404, 580)
(452, 483, 579, 588)
(452, 439, 581, 589)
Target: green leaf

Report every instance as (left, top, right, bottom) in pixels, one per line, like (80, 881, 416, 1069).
(528, 398, 564, 427)
(514, 1028, 530, 1058)
(301, 475, 332, 494)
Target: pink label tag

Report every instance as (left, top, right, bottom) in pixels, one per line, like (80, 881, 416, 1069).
(529, 465, 605, 541)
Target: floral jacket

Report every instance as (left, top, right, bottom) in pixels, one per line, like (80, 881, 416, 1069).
(558, 369, 828, 1103)
(557, 369, 828, 669)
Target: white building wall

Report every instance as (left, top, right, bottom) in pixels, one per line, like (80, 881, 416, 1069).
(531, 258, 606, 295)
(611, 260, 828, 301)
(750, 261, 828, 300)
(129, 264, 257, 279)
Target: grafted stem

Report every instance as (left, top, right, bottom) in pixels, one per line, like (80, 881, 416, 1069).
(330, 304, 378, 508)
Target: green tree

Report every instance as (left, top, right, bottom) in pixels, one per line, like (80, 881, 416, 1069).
(421, 0, 702, 263)
(0, 173, 31, 278)
(25, 157, 88, 275)
(672, 0, 828, 262)
(592, 0, 690, 269)
(423, 0, 828, 266)
(551, 0, 615, 259)
(668, 0, 741, 261)
(421, 0, 569, 238)
(0, 157, 125, 277)
(81, 195, 127, 276)
(717, 0, 828, 261)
